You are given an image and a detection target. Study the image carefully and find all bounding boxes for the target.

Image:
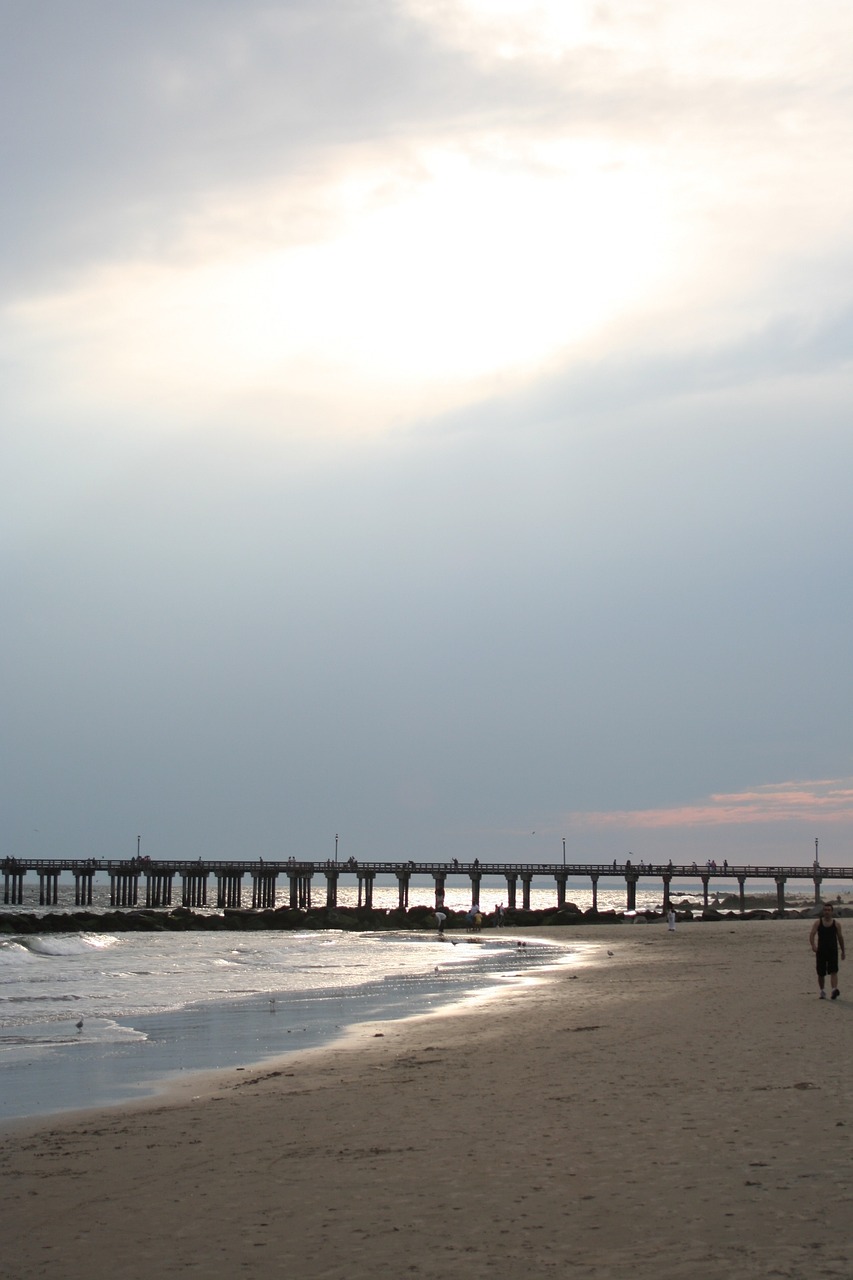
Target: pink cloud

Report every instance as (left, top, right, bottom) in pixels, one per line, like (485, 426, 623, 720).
(569, 778, 853, 831)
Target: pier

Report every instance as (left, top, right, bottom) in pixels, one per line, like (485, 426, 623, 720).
(2, 857, 851, 914)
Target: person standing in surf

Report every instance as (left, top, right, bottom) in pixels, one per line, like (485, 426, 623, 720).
(810, 902, 846, 999)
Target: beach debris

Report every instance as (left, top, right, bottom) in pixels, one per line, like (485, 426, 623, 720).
(75, 1018, 84, 1031)
(235, 1069, 283, 1087)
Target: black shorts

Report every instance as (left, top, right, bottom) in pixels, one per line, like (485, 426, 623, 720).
(816, 951, 838, 978)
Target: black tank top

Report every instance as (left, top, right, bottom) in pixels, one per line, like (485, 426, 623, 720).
(817, 920, 838, 954)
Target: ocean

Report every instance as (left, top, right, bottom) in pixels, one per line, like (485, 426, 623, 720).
(0, 926, 580, 1125)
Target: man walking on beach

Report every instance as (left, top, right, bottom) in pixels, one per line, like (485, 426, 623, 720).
(810, 902, 846, 999)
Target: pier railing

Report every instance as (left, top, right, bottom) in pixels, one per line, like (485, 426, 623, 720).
(3, 858, 852, 876)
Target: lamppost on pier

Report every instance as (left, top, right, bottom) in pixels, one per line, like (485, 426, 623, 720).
(562, 837, 566, 868)
(335, 834, 338, 865)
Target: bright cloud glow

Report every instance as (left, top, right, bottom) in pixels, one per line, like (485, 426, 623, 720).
(405, 0, 852, 77)
(8, 144, 672, 432)
(6, 1, 853, 438)
(404, 0, 600, 60)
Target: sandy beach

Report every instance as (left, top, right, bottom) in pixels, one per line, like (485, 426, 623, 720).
(3, 919, 852, 1280)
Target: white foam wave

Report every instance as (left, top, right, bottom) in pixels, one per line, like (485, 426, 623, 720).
(23, 934, 120, 957)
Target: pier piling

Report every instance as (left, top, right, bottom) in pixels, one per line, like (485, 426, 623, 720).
(3, 868, 25, 905)
(251, 871, 277, 909)
(181, 871, 208, 908)
(145, 871, 174, 908)
(395, 869, 410, 910)
(662, 874, 672, 912)
(324, 869, 339, 909)
(216, 870, 244, 909)
(356, 871, 374, 908)
(109, 870, 139, 907)
(775, 875, 787, 914)
(521, 873, 533, 910)
(38, 871, 59, 906)
(73, 870, 95, 907)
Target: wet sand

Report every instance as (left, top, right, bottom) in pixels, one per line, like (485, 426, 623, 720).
(3, 920, 852, 1280)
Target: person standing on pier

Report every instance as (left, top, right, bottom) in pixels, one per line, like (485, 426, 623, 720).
(810, 903, 845, 999)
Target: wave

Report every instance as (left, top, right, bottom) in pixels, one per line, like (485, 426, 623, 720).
(0, 1017, 148, 1053)
(0, 939, 33, 959)
(16, 934, 121, 958)
(0, 993, 83, 1004)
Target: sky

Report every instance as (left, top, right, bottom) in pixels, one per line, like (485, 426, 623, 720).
(2, 0, 853, 869)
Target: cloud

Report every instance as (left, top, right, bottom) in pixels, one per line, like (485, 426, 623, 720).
(4, 139, 677, 436)
(3, 0, 852, 447)
(5, 0, 852, 298)
(570, 780, 853, 831)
